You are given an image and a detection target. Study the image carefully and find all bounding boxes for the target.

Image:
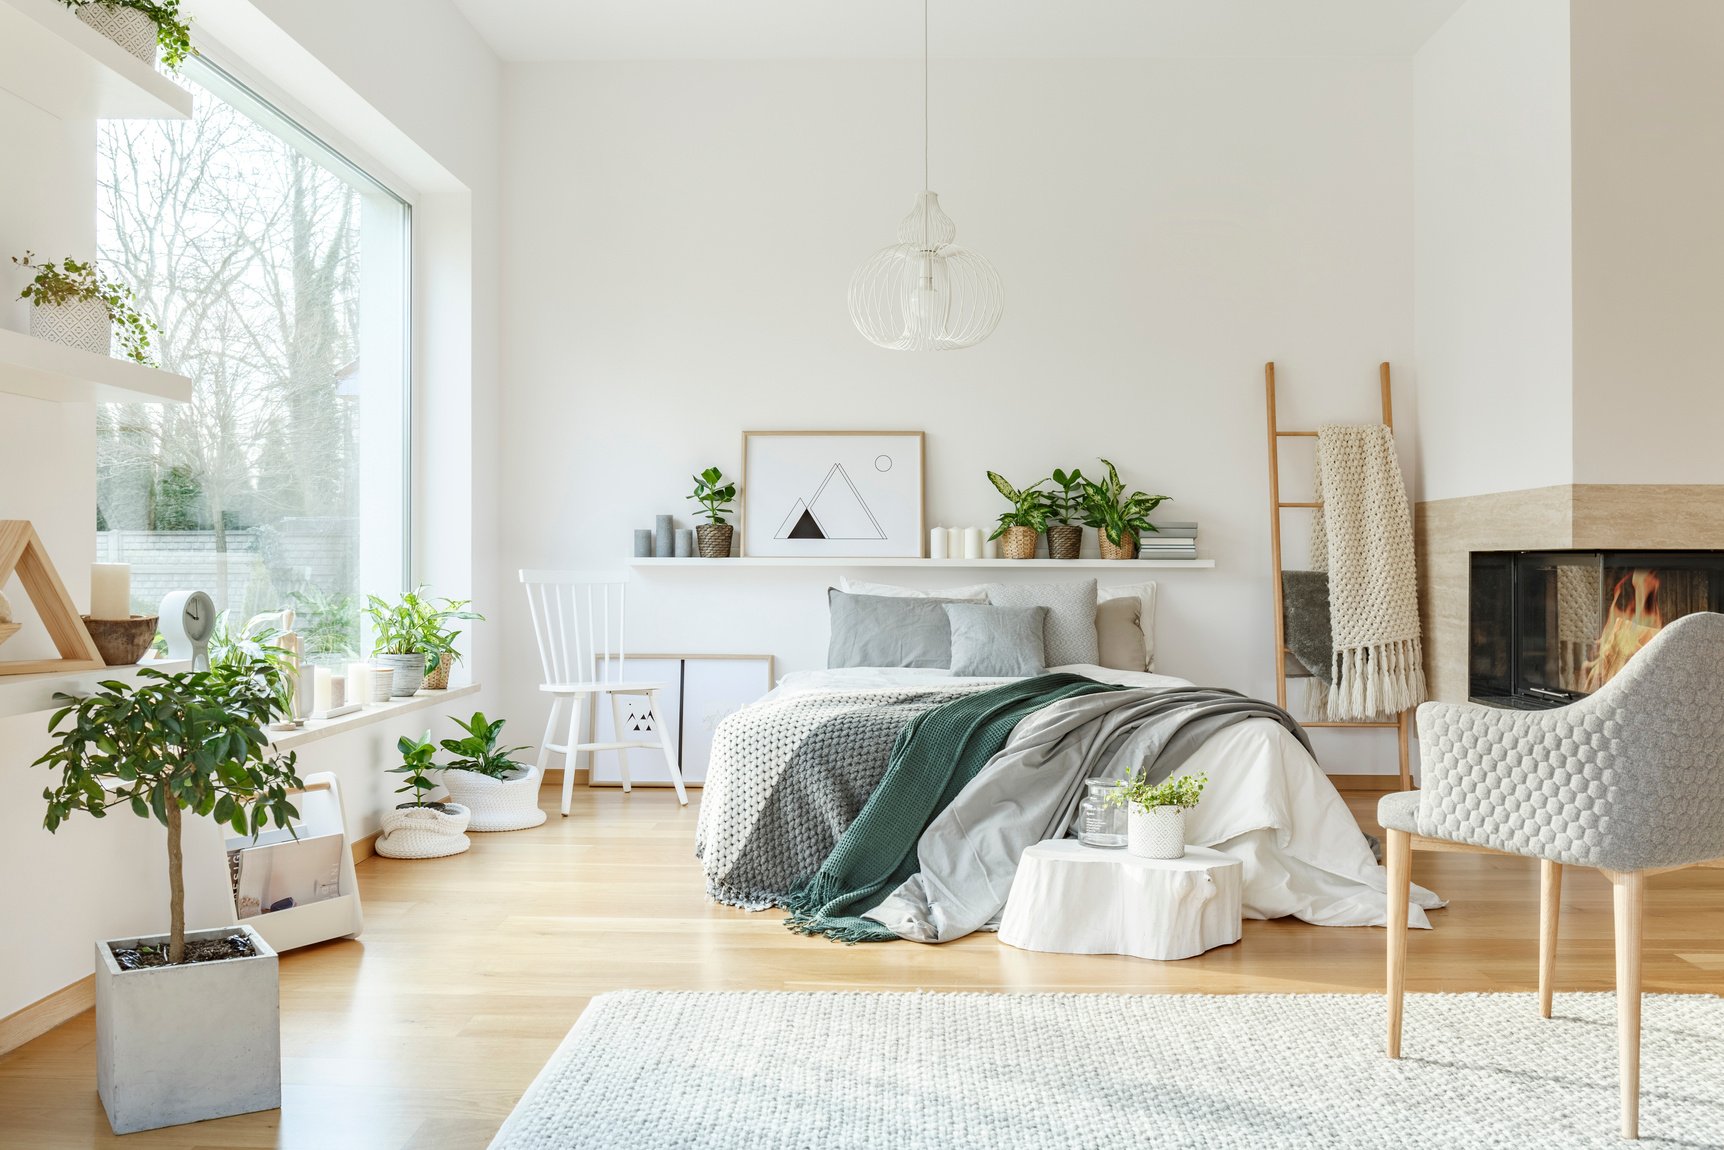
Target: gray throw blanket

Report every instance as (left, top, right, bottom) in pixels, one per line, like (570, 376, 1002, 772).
(865, 686, 1311, 944)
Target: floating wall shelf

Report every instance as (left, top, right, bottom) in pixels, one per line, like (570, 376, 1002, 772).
(629, 557, 1214, 570)
(0, 658, 191, 721)
(0, 0, 192, 120)
(0, 328, 193, 405)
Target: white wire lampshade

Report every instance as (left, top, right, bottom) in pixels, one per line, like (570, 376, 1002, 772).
(848, 191, 1004, 352)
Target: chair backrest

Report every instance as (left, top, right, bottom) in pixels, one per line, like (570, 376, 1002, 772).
(519, 570, 634, 686)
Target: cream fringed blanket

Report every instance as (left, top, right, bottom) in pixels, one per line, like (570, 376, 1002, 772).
(1311, 424, 1427, 721)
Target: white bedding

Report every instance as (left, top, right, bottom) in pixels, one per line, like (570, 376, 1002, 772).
(760, 666, 1443, 929)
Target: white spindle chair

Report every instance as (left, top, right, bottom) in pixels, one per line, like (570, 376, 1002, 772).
(519, 570, 687, 813)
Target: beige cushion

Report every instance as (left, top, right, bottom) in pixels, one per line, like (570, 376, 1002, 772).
(1095, 596, 1147, 673)
(1098, 582, 1158, 672)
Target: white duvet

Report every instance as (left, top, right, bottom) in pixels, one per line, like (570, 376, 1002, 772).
(765, 665, 1443, 929)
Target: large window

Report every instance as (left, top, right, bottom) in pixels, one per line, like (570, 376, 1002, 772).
(96, 60, 409, 660)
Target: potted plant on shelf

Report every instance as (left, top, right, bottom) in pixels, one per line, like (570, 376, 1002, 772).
(687, 466, 738, 558)
(1045, 467, 1087, 560)
(420, 597, 483, 691)
(58, 0, 195, 70)
(12, 252, 157, 363)
(363, 588, 477, 697)
(986, 471, 1051, 560)
(375, 732, 471, 859)
(1081, 458, 1170, 560)
(1107, 771, 1207, 860)
(435, 711, 547, 832)
(34, 656, 301, 1135)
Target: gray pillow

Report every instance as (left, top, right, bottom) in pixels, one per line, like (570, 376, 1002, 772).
(985, 579, 1100, 666)
(827, 589, 960, 669)
(944, 603, 1048, 677)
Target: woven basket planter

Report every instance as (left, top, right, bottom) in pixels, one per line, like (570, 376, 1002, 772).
(422, 655, 453, 691)
(1099, 532, 1138, 560)
(999, 526, 1038, 560)
(697, 524, 734, 558)
(1046, 525, 1083, 560)
(439, 766, 548, 832)
(374, 803, 471, 859)
(75, 3, 158, 63)
(30, 297, 111, 356)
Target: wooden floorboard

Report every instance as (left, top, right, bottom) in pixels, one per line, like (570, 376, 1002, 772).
(1, 786, 1721, 1148)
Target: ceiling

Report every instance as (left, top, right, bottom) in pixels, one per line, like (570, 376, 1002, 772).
(450, 1, 1469, 63)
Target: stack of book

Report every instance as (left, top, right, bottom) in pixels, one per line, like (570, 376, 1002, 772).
(1138, 521, 1198, 560)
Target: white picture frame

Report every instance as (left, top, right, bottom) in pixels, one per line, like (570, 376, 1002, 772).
(741, 431, 926, 558)
(587, 653, 774, 787)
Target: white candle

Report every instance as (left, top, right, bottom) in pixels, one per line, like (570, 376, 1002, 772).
(346, 661, 372, 705)
(929, 526, 949, 560)
(313, 666, 333, 714)
(90, 563, 131, 620)
(983, 537, 999, 560)
(962, 528, 983, 559)
(329, 675, 347, 709)
(945, 527, 960, 559)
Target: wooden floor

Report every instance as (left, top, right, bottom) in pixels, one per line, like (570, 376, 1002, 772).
(3, 785, 1722, 1149)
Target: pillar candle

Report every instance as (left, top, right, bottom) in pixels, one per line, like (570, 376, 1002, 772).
(346, 661, 372, 705)
(90, 563, 131, 620)
(945, 527, 960, 559)
(929, 527, 949, 560)
(328, 674, 347, 709)
(962, 528, 983, 559)
(313, 666, 334, 714)
(983, 538, 999, 560)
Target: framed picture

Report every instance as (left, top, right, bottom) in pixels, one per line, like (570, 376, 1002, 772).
(587, 654, 775, 787)
(741, 431, 925, 558)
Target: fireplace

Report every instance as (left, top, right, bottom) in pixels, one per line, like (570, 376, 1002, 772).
(1469, 550, 1724, 708)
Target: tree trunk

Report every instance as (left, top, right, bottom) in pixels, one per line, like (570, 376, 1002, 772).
(165, 799, 186, 965)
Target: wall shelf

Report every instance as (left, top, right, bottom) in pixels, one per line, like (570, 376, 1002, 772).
(0, 658, 191, 721)
(629, 557, 1213, 569)
(0, 0, 192, 120)
(0, 328, 192, 405)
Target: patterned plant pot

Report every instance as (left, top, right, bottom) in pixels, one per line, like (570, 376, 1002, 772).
(374, 802, 471, 859)
(374, 652, 427, 697)
(30, 297, 112, 356)
(75, 3, 159, 64)
(439, 766, 548, 832)
(1047, 525, 1083, 560)
(422, 653, 453, 690)
(1128, 806, 1186, 859)
(696, 523, 734, 558)
(1099, 532, 1138, 560)
(1000, 526, 1038, 560)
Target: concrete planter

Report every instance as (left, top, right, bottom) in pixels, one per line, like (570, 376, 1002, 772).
(375, 651, 428, 696)
(95, 923, 280, 1135)
(29, 296, 111, 356)
(1127, 806, 1186, 860)
(75, 3, 158, 63)
(439, 765, 547, 832)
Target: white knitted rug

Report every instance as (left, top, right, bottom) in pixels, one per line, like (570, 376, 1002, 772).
(489, 991, 1724, 1149)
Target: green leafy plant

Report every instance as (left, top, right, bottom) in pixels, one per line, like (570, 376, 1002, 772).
(391, 731, 441, 808)
(439, 711, 529, 779)
(1047, 467, 1087, 527)
(986, 471, 1052, 540)
(12, 252, 158, 365)
(687, 467, 738, 526)
(34, 658, 302, 965)
(287, 585, 360, 659)
(1080, 458, 1170, 547)
(59, 0, 195, 69)
(1106, 771, 1208, 813)
(209, 612, 293, 714)
(364, 588, 482, 667)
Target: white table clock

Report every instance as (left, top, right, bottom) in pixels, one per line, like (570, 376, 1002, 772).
(159, 590, 216, 671)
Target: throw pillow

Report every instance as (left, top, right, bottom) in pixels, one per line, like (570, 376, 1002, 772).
(944, 603, 1048, 677)
(984, 579, 1099, 666)
(827, 589, 960, 669)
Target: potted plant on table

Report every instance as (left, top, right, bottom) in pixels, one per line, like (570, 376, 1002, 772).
(34, 656, 301, 1134)
(12, 252, 157, 363)
(986, 471, 1051, 560)
(375, 732, 471, 859)
(687, 466, 738, 558)
(58, 0, 195, 69)
(1045, 467, 1087, 560)
(436, 711, 547, 832)
(1081, 458, 1170, 560)
(1108, 771, 1207, 859)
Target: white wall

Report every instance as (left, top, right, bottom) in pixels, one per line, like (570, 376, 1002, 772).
(498, 58, 1416, 776)
(1412, 0, 1573, 503)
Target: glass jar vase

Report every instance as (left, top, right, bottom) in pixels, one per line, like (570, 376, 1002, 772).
(1078, 777, 1127, 849)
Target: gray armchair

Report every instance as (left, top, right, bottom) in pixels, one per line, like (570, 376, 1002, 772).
(1377, 611, 1724, 1140)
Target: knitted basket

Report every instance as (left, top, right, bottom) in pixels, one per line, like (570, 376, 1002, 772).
(697, 524, 734, 559)
(1099, 532, 1138, 560)
(1046, 525, 1083, 560)
(1128, 806, 1185, 859)
(30, 297, 111, 356)
(75, 3, 158, 63)
(375, 803, 471, 859)
(439, 766, 548, 832)
(1000, 526, 1038, 560)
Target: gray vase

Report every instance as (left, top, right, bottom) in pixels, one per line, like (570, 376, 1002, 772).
(375, 652, 428, 697)
(633, 529, 653, 557)
(655, 515, 675, 558)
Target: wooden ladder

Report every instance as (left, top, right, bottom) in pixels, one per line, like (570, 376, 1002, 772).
(1265, 362, 1414, 791)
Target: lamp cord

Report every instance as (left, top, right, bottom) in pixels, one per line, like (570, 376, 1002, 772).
(923, 0, 929, 193)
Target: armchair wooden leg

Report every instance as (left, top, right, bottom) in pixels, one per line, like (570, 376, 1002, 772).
(1385, 827, 1412, 1059)
(1539, 859, 1563, 1019)
(1608, 869, 1645, 1140)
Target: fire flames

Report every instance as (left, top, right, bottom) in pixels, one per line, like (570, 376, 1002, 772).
(1580, 570, 1664, 693)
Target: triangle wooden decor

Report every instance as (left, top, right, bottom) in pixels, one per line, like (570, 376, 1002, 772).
(0, 520, 104, 677)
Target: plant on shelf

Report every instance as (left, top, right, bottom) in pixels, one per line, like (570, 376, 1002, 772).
(12, 252, 158, 364)
(58, 0, 195, 70)
(1081, 458, 1170, 560)
(1106, 771, 1207, 860)
(1045, 467, 1087, 560)
(435, 712, 547, 833)
(687, 466, 738, 558)
(364, 588, 481, 697)
(376, 732, 472, 860)
(986, 471, 1052, 560)
(287, 585, 360, 660)
(208, 612, 293, 714)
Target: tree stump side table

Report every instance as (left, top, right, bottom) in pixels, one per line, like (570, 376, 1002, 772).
(998, 840, 1243, 961)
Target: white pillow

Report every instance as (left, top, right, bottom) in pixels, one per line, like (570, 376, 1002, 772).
(1099, 582, 1158, 672)
(837, 576, 990, 601)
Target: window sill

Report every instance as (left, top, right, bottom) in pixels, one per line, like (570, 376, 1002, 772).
(265, 683, 480, 751)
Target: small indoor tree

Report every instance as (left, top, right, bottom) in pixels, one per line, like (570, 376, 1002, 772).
(34, 659, 302, 964)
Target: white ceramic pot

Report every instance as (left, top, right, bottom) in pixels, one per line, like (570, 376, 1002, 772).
(374, 802, 471, 859)
(95, 923, 279, 1135)
(439, 766, 547, 832)
(374, 652, 428, 697)
(30, 297, 111, 356)
(75, 3, 159, 63)
(1127, 806, 1186, 859)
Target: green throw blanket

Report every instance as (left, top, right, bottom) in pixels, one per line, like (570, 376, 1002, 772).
(783, 673, 1120, 943)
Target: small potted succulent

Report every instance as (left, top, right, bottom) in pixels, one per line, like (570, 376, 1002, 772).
(1081, 458, 1170, 560)
(1045, 467, 1087, 560)
(687, 466, 738, 558)
(1108, 771, 1207, 859)
(375, 732, 471, 859)
(12, 252, 157, 362)
(435, 711, 547, 832)
(59, 0, 195, 70)
(986, 471, 1051, 560)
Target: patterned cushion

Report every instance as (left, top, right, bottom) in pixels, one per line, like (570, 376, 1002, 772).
(985, 580, 1099, 667)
